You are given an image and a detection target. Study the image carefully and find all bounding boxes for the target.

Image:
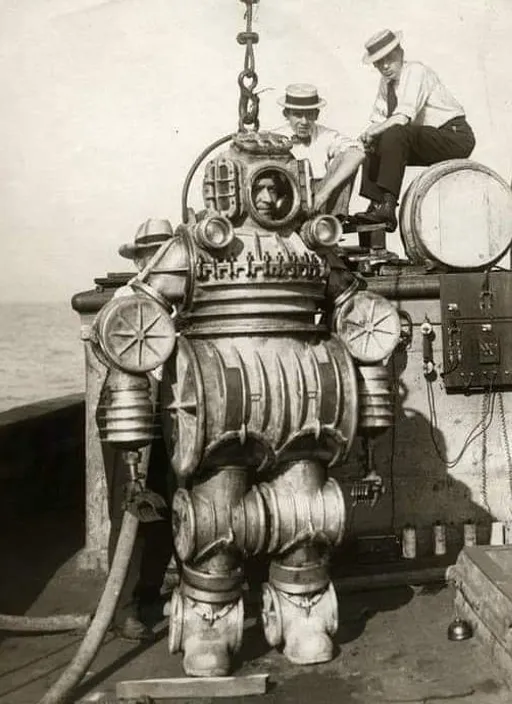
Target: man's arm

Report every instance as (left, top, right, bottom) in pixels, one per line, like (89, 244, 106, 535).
(359, 113, 410, 145)
(314, 146, 365, 210)
(360, 64, 430, 145)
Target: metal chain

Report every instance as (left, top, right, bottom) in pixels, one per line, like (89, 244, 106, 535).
(237, 0, 260, 132)
(497, 391, 512, 506)
(480, 388, 491, 512)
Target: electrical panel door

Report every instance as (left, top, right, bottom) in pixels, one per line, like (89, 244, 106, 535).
(440, 271, 512, 392)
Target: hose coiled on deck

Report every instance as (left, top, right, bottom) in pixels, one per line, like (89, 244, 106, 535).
(38, 509, 139, 704)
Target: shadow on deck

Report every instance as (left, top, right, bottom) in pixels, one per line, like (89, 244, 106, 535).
(0, 504, 510, 703)
(0, 395, 510, 703)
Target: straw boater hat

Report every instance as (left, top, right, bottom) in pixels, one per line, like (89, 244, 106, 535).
(119, 218, 173, 260)
(277, 83, 326, 110)
(363, 29, 403, 64)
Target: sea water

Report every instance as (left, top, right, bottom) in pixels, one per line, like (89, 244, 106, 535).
(0, 302, 85, 413)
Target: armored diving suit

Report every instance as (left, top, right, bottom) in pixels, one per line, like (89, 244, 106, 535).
(91, 131, 400, 677)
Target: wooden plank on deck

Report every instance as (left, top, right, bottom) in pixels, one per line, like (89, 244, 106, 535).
(116, 674, 268, 700)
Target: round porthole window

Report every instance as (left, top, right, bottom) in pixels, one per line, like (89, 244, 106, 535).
(248, 166, 299, 227)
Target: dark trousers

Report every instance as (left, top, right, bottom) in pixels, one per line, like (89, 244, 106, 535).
(360, 117, 476, 201)
(108, 436, 174, 613)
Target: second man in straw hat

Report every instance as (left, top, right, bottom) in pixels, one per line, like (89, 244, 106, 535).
(275, 83, 365, 217)
(354, 29, 475, 232)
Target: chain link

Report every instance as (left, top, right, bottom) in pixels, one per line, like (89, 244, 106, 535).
(497, 391, 512, 509)
(480, 388, 491, 512)
(237, 0, 260, 132)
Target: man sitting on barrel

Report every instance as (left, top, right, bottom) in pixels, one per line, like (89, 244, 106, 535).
(355, 29, 476, 232)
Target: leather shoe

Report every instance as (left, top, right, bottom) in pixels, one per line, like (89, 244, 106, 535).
(353, 199, 380, 219)
(354, 194, 397, 232)
(113, 603, 155, 642)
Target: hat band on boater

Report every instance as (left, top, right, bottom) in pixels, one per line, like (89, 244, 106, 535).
(284, 93, 321, 107)
(366, 32, 397, 57)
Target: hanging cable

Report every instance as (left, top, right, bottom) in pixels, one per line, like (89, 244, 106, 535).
(497, 391, 512, 512)
(425, 375, 497, 470)
(237, 0, 260, 132)
(480, 388, 492, 512)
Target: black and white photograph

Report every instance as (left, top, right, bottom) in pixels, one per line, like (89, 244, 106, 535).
(1, 1, 512, 702)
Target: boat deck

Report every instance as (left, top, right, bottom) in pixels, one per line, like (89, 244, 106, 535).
(0, 508, 510, 704)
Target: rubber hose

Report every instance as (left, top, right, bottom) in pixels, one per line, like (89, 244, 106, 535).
(0, 613, 91, 633)
(38, 510, 139, 704)
(180, 133, 233, 222)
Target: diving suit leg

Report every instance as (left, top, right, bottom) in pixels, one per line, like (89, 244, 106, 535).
(259, 459, 345, 664)
(166, 466, 256, 676)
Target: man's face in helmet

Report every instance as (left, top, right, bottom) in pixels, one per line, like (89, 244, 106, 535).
(253, 175, 280, 218)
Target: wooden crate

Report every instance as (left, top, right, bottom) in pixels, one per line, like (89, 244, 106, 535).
(448, 546, 512, 678)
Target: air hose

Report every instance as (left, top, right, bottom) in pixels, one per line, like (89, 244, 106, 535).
(0, 613, 91, 633)
(38, 509, 139, 704)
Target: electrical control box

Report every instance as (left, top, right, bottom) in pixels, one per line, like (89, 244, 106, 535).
(440, 271, 512, 393)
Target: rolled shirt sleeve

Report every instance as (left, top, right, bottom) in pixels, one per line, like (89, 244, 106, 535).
(393, 62, 432, 121)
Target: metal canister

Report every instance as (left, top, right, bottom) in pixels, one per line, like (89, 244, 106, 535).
(402, 524, 416, 560)
(490, 521, 505, 546)
(463, 520, 477, 547)
(433, 521, 447, 556)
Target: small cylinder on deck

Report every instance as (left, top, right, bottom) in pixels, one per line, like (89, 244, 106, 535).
(463, 520, 477, 547)
(490, 521, 505, 546)
(401, 524, 416, 560)
(433, 521, 447, 556)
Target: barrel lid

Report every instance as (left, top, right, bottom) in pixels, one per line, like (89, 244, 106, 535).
(399, 160, 512, 270)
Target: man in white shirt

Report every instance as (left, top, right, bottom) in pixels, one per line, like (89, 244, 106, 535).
(275, 84, 365, 217)
(355, 29, 475, 231)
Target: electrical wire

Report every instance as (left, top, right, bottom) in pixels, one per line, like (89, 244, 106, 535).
(388, 354, 399, 532)
(425, 375, 496, 469)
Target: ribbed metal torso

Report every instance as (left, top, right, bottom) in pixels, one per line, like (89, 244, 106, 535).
(183, 228, 328, 336)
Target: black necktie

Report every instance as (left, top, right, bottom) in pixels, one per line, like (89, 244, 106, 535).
(387, 80, 397, 117)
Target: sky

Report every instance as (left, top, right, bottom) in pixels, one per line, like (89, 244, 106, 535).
(0, 0, 511, 302)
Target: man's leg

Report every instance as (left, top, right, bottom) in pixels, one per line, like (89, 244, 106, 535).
(357, 122, 475, 229)
(323, 177, 354, 218)
(359, 149, 385, 203)
(377, 122, 475, 194)
(108, 454, 151, 640)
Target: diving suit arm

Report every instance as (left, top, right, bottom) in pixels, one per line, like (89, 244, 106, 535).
(323, 250, 365, 331)
(90, 235, 193, 375)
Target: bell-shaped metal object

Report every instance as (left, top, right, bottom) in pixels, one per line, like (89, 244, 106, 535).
(447, 617, 473, 641)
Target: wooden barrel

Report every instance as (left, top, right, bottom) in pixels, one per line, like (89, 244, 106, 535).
(399, 159, 512, 270)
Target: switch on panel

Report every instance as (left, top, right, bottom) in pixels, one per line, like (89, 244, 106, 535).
(478, 325, 500, 365)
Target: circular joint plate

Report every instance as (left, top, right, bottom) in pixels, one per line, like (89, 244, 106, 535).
(334, 291, 401, 363)
(167, 589, 184, 653)
(98, 295, 176, 373)
(261, 582, 283, 648)
(172, 489, 196, 562)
